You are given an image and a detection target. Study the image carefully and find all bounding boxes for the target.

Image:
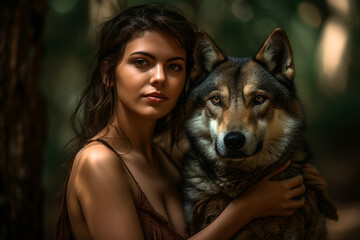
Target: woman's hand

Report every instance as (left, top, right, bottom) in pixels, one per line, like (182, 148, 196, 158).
(236, 161, 305, 219)
(190, 162, 306, 240)
(303, 163, 327, 192)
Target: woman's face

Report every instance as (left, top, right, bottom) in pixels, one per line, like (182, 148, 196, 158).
(113, 30, 187, 121)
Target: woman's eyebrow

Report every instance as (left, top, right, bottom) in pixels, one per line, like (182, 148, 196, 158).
(130, 51, 185, 62)
(168, 57, 185, 63)
(130, 51, 155, 59)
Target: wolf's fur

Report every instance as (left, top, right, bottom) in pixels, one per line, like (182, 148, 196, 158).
(182, 29, 338, 239)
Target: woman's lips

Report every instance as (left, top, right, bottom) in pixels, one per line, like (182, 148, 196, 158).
(143, 92, 168, 103)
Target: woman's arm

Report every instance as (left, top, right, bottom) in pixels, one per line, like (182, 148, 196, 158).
(188, 161, 305, 240)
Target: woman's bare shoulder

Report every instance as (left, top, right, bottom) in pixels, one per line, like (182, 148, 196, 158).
(71, 141, 129, 195)
(76, 141, 118, 163)
(67, 141, 144, 239)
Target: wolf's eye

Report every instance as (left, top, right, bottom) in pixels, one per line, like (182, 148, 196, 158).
(210, 96, 222, 106)
(254, 95, 266, 105)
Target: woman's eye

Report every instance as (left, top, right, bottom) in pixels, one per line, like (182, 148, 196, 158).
(210, 96, 222, 106)
(169, 64, 183, 72)
(134, 59, 149, 68)
(254, 95, 267, 105)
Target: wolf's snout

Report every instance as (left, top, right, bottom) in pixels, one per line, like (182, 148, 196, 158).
(224, 132, 245, 151)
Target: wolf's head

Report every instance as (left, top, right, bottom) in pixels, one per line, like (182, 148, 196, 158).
(185, 29, 305, 170)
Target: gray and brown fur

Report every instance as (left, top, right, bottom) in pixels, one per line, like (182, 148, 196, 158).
(182, 29, 338, 239)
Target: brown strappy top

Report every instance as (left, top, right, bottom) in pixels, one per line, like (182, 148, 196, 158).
(95, 138, 185, 240)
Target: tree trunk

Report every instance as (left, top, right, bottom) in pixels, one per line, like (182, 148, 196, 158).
(0, 0, 46, 239)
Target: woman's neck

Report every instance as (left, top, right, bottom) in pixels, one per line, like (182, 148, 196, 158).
(108, 108, 157, 161)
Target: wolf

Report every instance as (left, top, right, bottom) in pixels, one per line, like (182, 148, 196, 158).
(182, 28, 338, 239)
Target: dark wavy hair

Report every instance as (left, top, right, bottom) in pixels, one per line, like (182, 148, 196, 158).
(55, 4, 195, 239)
(71, 3, 195, 151)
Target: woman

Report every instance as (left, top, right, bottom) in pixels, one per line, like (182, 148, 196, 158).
(55, 3, 327, 240)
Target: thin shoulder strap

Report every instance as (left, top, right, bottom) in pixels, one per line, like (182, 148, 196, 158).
(93, 138, 142, 190)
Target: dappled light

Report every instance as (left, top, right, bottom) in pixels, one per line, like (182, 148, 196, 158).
(316, 0, 351, 95)
(41, 0, 360, 239)
(317, 19, 349, 94)
(89, 0, 123, 34)
(50, 0, 78, 14)
(297, 2, 322, 28)
(327, 0, 350, 16)
(231, 0, 254, 22)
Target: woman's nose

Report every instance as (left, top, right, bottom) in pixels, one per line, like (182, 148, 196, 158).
(150, 64, 166, 86)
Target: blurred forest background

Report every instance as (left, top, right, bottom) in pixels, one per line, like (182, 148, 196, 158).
(1, 0, 359, 239)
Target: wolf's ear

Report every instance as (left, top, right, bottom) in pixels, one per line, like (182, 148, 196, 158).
(190, 30, 226, 80)
(255, 28, 295, 81)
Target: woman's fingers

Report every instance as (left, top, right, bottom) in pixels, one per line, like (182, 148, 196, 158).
(251, 162, 327, 218)
(281, 174, 304, 190)
(303, 163, 328, 190)
(303, 163, 320, 176)
(286, 196, 306, 212)
(288, 183, 306, 198)
(264, 161, 291, 181)
(275, 196, 306, 217)
(303, 172, 326, 183)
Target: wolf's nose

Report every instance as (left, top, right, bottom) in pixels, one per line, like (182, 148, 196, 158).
(224, 132, 246, 150)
